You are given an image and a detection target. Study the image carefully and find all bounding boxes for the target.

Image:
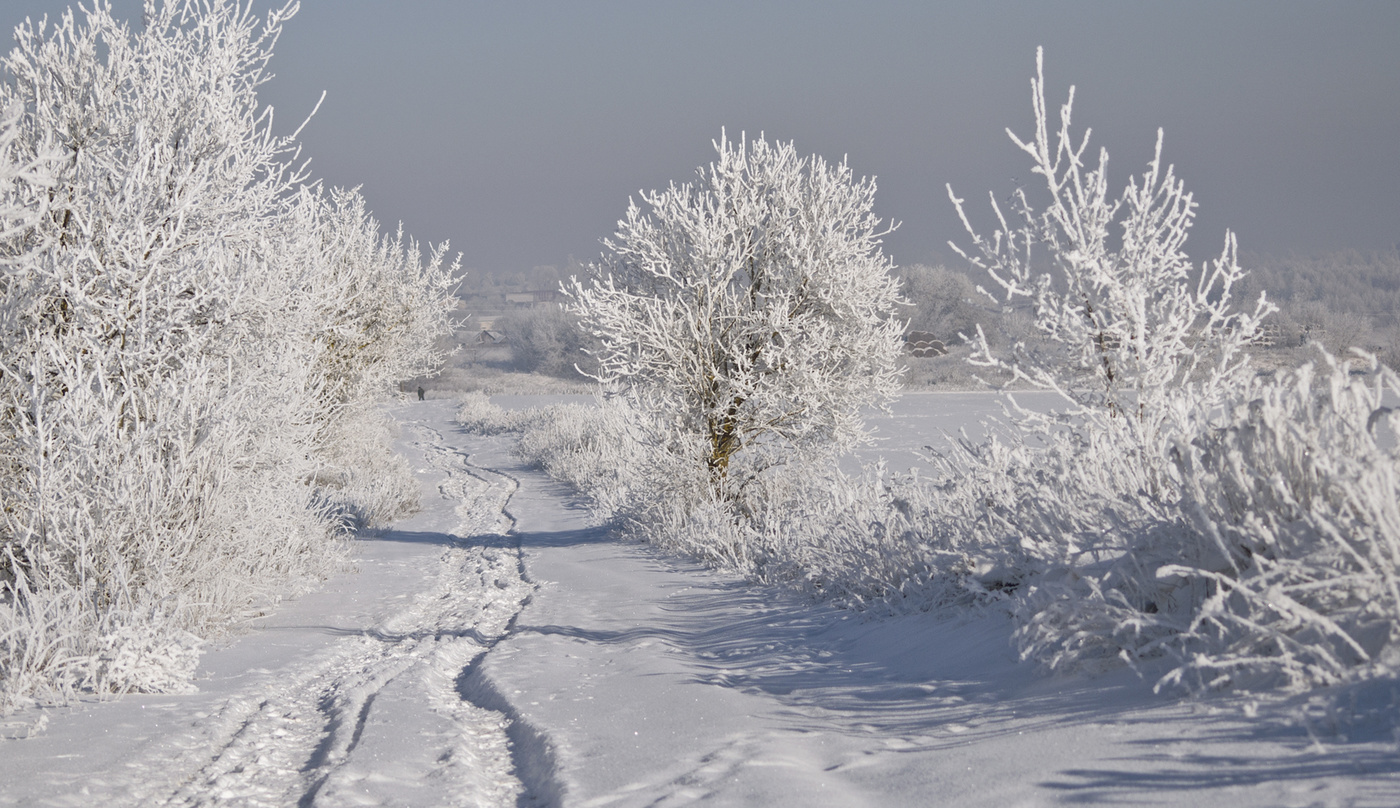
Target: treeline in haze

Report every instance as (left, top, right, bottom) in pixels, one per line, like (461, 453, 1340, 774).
(898, 248, 1400, 386)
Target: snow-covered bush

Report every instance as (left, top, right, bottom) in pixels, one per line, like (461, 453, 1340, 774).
(996, 349, 1400, 691)
(458, 393, 644, 522)
(621, 458, 985, 609)
(0, 1, 455, 710)
(949, 48, 1271, 478)
(456, 391, 539, 435)
(1161, 351, 1400, 691)
(939, 48, 1279, 677)
(931, 50, 1400, 697)
(460, 394, 977, 610)
(566, 131, 905, 497)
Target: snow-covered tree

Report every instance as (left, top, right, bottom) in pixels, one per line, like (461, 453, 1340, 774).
(567, 132, 905, 492)
(495, 304, 594, 378)
(291, 185, 459, 528)
(933, 49, 1292, 680)
(948, 47, 1272, 493)
(0, 0, 456, 709)
(898, 263, 996, 347)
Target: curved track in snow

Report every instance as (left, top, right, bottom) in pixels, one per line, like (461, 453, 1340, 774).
(0, 401, 551, 807)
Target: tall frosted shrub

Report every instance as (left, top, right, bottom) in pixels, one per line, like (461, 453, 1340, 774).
(0, 1, 455, 709)
(949, 48, 1272, 491)
(941, 49, 1275, 676)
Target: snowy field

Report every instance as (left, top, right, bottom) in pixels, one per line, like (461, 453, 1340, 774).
(2, 394, 1398, 806)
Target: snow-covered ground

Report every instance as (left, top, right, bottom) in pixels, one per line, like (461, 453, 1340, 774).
(2, 395, 1398, 806)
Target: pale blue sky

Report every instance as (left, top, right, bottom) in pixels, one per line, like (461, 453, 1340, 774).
(5, 1, 1398, 275)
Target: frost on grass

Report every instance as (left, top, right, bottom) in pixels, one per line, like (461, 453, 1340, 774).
(457, 393, 971, 612)
(1164, 353, 1400, 691)
(0, 1, 456, 710)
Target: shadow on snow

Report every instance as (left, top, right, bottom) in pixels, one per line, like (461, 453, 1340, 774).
(512, 554, 1400, 799)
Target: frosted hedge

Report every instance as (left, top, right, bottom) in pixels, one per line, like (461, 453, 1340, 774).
(0, 1, 456, 710)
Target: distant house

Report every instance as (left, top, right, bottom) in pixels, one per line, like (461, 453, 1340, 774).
(504, 289, 560, 308)
(476, 329, 506, 345)
(905, 330, 947, 357)
(1251, 322, 1282, 348)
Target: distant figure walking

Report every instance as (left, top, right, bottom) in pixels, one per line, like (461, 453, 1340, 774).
(417, 386, 425, 401)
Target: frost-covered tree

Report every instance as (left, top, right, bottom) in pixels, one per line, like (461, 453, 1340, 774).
(0, 0, 456, 709)
(898, 263, 997, 346)
(567, 132, 905, 491)
(948, 47, 1272, 493)
(496, 304, 596, 378)
(281, 184, 459, 528)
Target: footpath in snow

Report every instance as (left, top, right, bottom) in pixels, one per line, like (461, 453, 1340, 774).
(2, 395, 1398, 806)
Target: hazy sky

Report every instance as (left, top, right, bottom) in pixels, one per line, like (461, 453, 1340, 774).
(5, 1, 1399, 276)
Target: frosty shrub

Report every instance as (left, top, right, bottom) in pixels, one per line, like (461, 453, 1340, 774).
(0, 1, 455, 710)
(566, 131, 905, 502)
(1163, 350, 1400, 691)
(949, 49, 1271, 477)
(511, 399, 647, 523)
(629, 458, 988, 609)
(932, 51, 1400, 697)
(457, 393, 644, 522)
(939, 49, 1285, 679)
(459, 395, 972, 608)
(456, 392, 539, 436)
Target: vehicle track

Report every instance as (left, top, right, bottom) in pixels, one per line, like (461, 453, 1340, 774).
(126, 418, 547, 807)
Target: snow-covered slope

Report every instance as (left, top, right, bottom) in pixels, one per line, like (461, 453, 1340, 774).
(2, 396, 1396, 806)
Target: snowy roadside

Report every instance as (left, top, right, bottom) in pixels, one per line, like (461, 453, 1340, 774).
(472, 394, 1400, 807)
(0, 399, 538, 807)
(2, 395, 1397, 807)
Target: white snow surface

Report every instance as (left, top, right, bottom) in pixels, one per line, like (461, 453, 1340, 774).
(2, 394, 1398, 806)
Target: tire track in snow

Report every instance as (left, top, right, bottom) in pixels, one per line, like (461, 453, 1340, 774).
(294, 420, 547, 807)
(133, 416, 547, 807)
(305, 421, 563, 807)
(448, 450, 567, 808)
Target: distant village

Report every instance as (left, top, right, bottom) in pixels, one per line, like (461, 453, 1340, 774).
(453, 264, 569, 344)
